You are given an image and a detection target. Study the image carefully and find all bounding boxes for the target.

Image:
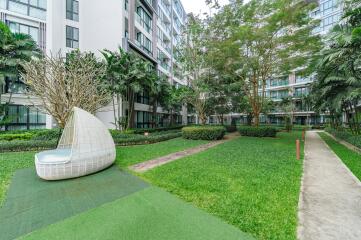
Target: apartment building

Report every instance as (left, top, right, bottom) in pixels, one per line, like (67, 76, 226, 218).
(0, 0, 187, 130)
(231, 0, 344, 126)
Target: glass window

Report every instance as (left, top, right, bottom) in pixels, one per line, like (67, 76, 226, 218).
(7, 0, 47, 20)
(7, 21, 39, 44)
(136, 6, 152, 33)
(66, 0, 79, 21)
(66, 26, 79, 48)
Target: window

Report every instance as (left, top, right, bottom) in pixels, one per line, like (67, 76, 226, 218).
(136, 111, 151, 129)
(66, 0, 79, 21)
(136, 89, 150, 105)
(7, 21, 39, 43)
(136, 6, 152, 33)
(7, 0, 47, 20)
(5, 105, 46, 130)
(136, 32, 152, 55)
(66, 26, 79, 48)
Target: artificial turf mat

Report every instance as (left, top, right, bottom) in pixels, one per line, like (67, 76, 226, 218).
(0, 165, 148, 240)
(20, 187, 254, 240)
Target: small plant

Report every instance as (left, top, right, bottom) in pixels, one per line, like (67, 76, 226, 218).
(182, 126, 226, 140)
(238, 126, 277, 137)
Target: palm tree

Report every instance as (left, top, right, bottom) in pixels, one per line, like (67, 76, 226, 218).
(0, 22, 40, 129)
(312, 0, 361, 134)
(148, 73, 171, 128)
(102, 48, 153, 130)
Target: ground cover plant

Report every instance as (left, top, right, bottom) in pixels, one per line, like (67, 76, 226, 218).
(143, 131, 304, 240)
(319, 133, 361, 181)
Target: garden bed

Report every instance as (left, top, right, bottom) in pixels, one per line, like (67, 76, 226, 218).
(0, 129, 183, 152)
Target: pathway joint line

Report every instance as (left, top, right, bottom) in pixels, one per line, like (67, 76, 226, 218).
(297, 131, 361, 240)
(129, 133, 240, 173)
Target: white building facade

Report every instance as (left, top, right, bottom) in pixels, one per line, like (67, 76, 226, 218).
(0, 0, 187, 130)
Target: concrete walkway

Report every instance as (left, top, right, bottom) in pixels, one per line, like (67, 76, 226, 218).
(298, 131, 361, 240)
(129, 133, 239, 173)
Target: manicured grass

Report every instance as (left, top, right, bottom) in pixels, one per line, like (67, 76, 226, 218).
(20, 187, 253, 240)
(319, 132, 361, 181)
(0, 152, 34, 206)
(143, 132, 304, 240)
(116, 138, 208, 167)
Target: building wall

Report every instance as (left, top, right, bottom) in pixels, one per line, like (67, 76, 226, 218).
(1, 0, 188, 130)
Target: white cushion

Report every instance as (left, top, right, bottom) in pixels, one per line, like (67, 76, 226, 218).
(36, 149, 71, 164)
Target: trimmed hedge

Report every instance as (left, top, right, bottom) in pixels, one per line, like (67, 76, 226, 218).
(130, 125, 184, 134)
(325, 127, 361, 149)
(225, 125, 237, 133)
(182, 126, 226, 140)
(238, 126, 277, 137)
(0, 140, 58, 152)
(113, 131, 182, 146)
(0, 128, 183, 152)
(0, 133, 33, 141)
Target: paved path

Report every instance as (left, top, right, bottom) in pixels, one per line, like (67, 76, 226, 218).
(298, 131, 361, 240)
(129, 133, 239, 173)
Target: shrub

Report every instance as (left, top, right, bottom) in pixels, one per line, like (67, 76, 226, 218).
(182, 126, 226, 140)
(325, 127, 361, 149)
(32, 129, 62, 141)
(225, 125, 237, 133)
(0, 140, 57, 152)
(238, 126, 277, 137)
(130, 125, 183, 134)
(113, 131, 182, 146)
(0, 133, 34, 141)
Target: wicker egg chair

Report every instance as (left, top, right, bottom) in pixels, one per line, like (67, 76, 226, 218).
(35, 107, 116, 180)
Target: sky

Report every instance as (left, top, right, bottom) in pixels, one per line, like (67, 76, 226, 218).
(181, 0, 230, 16)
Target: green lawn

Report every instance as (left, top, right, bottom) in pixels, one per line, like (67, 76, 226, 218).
(116, 138, 208, 167)
(0, 138, 208, 206)
(319, 132, 361, 181)
(143, 131, 304, 240)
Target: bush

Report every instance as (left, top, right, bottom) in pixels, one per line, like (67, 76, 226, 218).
(182, 126, 226, 140)
(32, 129, 62, 141)
(325, 127, 361, 149)
(0, 140, 57, 152)
(238, 126, 277, 137)
(0, 133, 34, 141)
(225, 125, 237, 133)
(130, 125, 183, 134)
(113, 131, 182, 146)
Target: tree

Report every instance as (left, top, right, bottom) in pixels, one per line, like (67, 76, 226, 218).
(0, 22, 39, 128)
(148, 74, 171, 128)
(210, 0, 322, 126)
(178, 15, 211, 125)
(21, 51, 111, 128)
(312, 0, 361, 134)
(279, 96, 295, 131)
(102, 48, 152, 130)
